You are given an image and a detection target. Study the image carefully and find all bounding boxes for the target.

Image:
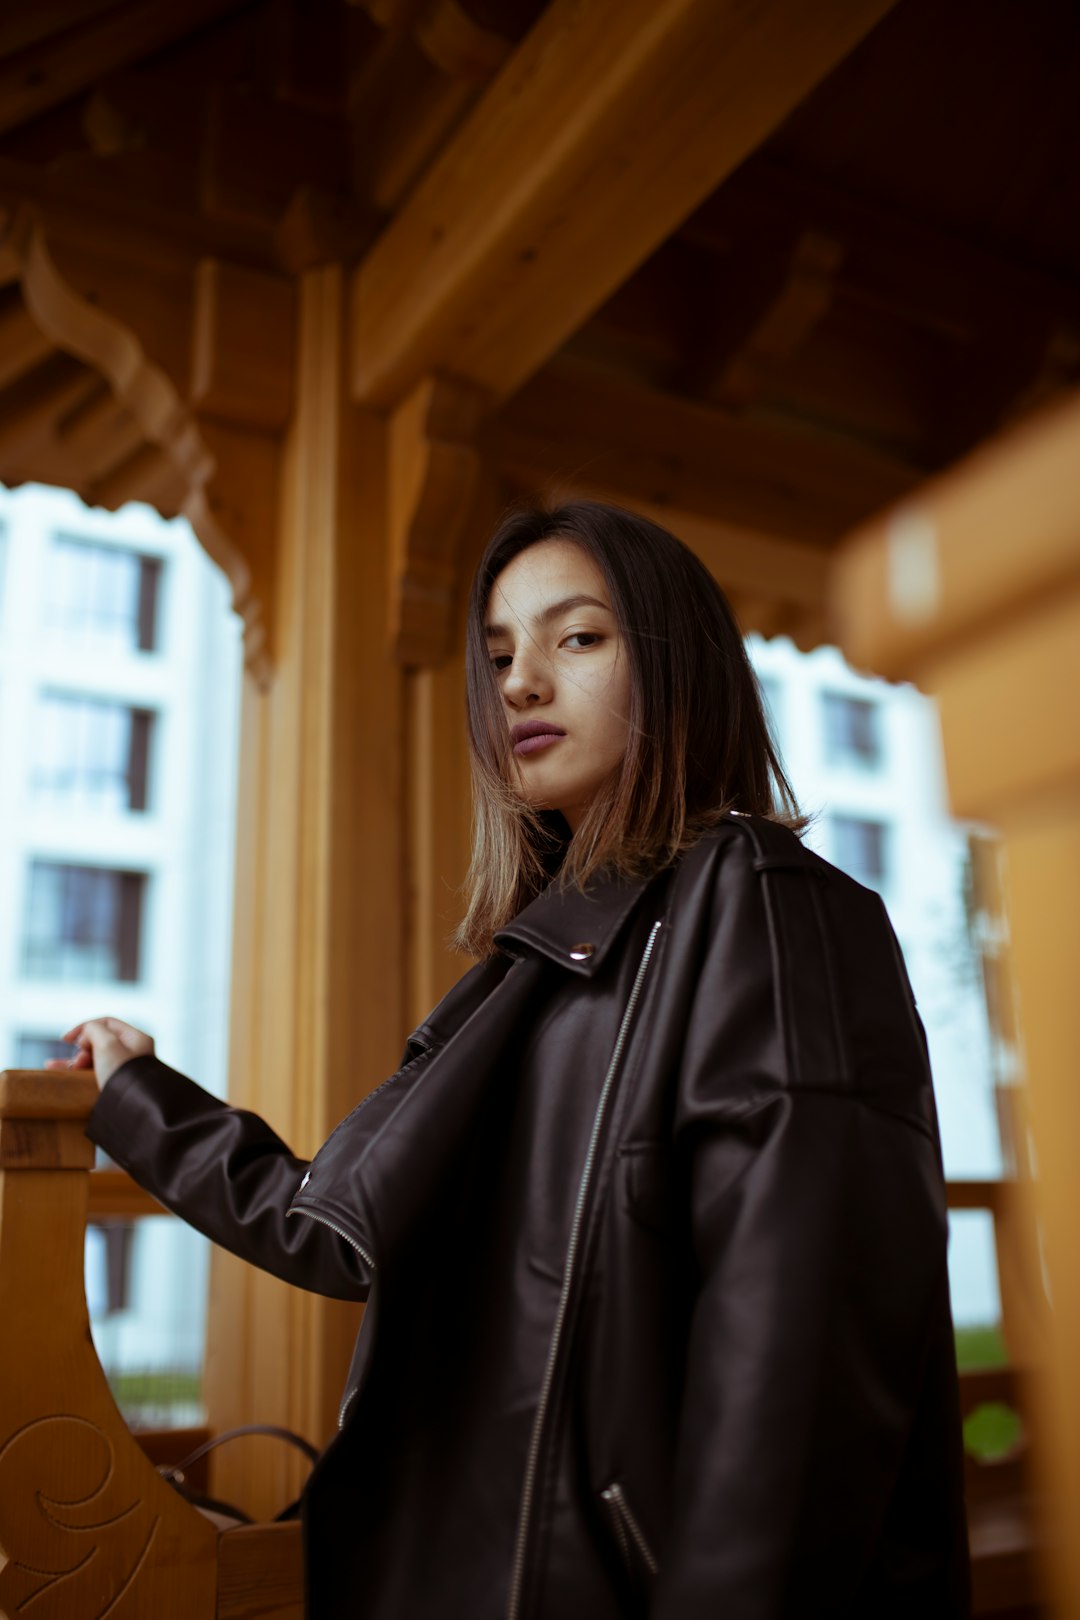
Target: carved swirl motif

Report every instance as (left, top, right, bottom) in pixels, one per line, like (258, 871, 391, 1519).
(0, 1414, 159, 1619)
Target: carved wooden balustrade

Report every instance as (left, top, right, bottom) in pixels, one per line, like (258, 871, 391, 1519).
(0, 1065, 1050, 1617)
(0, 1069, 303, 1620)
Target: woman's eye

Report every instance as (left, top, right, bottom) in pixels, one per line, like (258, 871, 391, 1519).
(563, 631, 601, 650)
(490, 653, 513, 672)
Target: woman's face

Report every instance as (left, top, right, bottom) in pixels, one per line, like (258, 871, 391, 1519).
(484, 539, 632, 831)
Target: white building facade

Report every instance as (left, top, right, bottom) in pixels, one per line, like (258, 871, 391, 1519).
(749, 635, 1004, 1328)
(0, 482, 242, 1417)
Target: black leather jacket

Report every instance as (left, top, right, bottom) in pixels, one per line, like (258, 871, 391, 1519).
(88, 814, 971, 1619)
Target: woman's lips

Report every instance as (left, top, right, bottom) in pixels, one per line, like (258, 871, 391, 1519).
(514, 730, 564, 756)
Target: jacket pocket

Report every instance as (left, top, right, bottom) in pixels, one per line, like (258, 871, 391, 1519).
(600, 1479, 658, 1585)
(619, 1140, 678, 1240)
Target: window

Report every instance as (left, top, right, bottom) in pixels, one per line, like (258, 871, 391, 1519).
(831, 815, 889, 889)
(757, 674, 782, 738)
(15, 1034, 70, 1068)
(32, 693, 153, 812)
(823, 692, 881, 768)
(86, 1224, 136, 1316)
(23, 861, 146, 982)
(47, 535, 163, 652)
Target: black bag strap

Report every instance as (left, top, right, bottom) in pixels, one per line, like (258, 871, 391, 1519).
(159, 1422, 321, 1481)
(158, 1422, 321, 1524)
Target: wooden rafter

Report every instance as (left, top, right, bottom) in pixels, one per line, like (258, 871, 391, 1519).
(712, 227, 845, 408)
(833, 386, 1080, 685)
(349, 0, 900, 409)
(0, 0, 254, 138)
(485, 356, 918, 546)
(684, 156, 1080, 358)
(0, 2, 120, 65)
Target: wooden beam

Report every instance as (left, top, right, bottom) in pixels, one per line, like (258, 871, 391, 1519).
(348, 40, 476, 216)
(200, 89, 349, 231)
(0, 1, 120, 64)
(686, 155, 1080, 362)
(388, 371, 487, 665)
(191, 259, 297, 433)
(828, 390, 1080, 1619)
(413, 0, 514, 81)
(485, 356, 918, 546)
(651, 506, 829, 609)
(0, 0, 252, 138)
(832, 388, 1080, 682)
(348, 0, 900, 409)
(713, 228, 844, 408)
(0, 155, 273, 272)
(0, 289, 53, 389)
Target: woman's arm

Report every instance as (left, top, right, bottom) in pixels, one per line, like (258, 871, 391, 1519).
(54, 1020, 369, 1302)
(654, 840, 969, 1616)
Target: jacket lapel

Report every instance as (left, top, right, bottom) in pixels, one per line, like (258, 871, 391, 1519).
(293, 867, 659, 1272)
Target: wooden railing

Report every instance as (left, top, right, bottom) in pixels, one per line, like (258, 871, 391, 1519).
(0, 1066, 1051, 1616)
(948, 1176, 1048, 1616)
(0, 1069, 303, 1620)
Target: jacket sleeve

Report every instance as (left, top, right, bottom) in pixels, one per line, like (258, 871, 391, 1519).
(651, 839, 968, 1616)
(86, 1055, 370, 1302)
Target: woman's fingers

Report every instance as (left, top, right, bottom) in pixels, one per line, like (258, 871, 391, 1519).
(43, 1018, 155, 1082)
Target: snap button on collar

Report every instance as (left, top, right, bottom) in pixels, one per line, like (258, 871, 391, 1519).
(569, 942, 595, 961)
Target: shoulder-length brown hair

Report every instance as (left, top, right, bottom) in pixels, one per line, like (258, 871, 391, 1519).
(454, 499, 803, 957)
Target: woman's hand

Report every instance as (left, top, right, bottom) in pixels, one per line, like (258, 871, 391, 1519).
(44, 1018, 155, 1087)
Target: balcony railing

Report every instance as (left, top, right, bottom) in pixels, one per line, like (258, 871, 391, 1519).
(0, 1068, 303, 1620)
(0, 1067, 1050, 1617)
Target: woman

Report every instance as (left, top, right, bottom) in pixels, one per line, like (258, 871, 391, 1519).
(55, 501, 971, 1618)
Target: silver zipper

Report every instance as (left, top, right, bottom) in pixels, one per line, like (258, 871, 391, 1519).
(506, 919, 663, 1620)
(286, 1205, 377, 1275)
(286, 1207, 378, 1428)
(338, 1383, 360, 1429)
(600, 1481, 658, 1577)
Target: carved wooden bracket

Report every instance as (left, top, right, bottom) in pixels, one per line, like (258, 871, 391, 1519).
(715, 227, 844, 408)
(0, 207, 295, 688)
(388, 371, 488, 667)
(0, 1070, 219, 1619)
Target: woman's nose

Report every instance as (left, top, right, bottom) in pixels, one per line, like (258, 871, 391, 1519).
(503, 649, 552, 707)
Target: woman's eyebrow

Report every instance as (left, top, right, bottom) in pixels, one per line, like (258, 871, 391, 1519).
(485, 593, 611, 639)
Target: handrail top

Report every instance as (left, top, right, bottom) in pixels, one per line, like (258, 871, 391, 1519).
(0, 1068, 100, 1120)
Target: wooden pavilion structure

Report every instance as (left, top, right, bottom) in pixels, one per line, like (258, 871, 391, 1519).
(2, 0, 1080, 1613)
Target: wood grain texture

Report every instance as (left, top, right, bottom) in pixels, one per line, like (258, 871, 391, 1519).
(488, 356, 917, 547)
(204, 266, 404, 1520)
(833, 388, 1080, 683)
(216, 1523, 304, 1620)
(829, 396, 1080, 1618)
(0, 1084, 218, 1619)
(0, 1118, 95, 1170)
(0, 1069, 99, 1119)
(349, 0, 900, 406)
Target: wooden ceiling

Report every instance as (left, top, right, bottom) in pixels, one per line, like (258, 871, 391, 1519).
(1, 0, 1078, 655)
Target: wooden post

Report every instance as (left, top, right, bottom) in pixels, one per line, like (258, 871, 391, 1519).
(0, 1070, 218, 1619)
(833, 389, 1080, 1618)
(203, 265, 408, 1520)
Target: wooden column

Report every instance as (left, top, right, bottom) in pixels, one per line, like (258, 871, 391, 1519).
(204, 265, 407, 1520)
(833, 389, 1080, 1618)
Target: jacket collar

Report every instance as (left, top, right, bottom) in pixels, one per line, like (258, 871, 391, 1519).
(494, 865, 661, 978)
